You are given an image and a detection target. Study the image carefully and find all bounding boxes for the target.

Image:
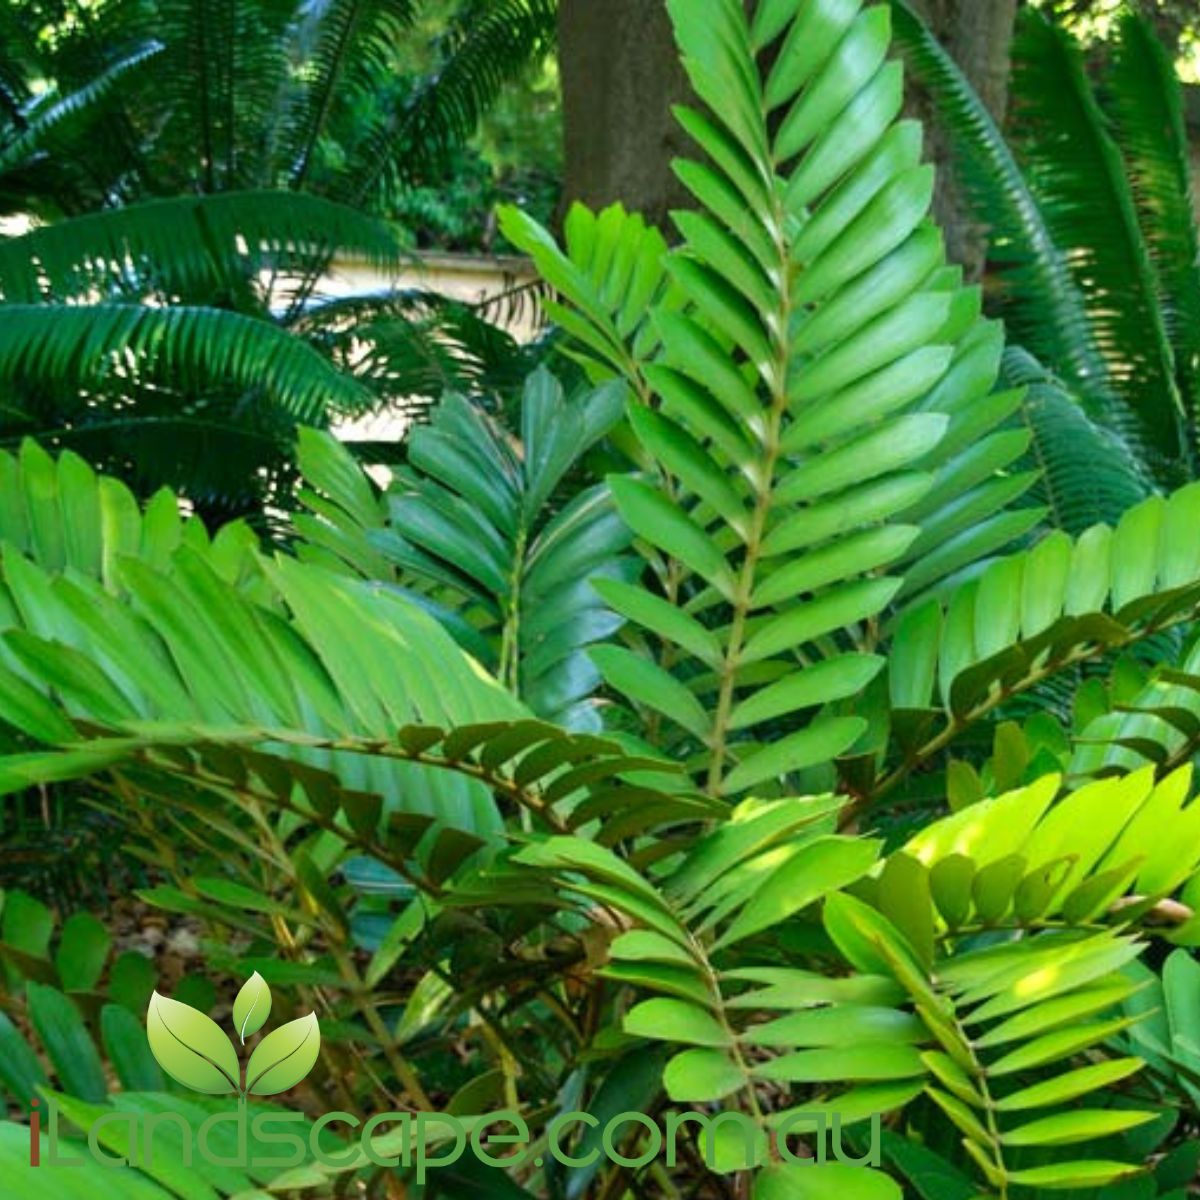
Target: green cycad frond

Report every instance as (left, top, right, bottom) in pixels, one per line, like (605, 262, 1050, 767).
(296, 287, 535, 405)
(0, 41, 162, 179)
(1, 398, 300, 522)
(541, 0, 1035, 797)
(501, 201, 679, 395)
(1109, 11, 1200, 463)
(370, 0, 556, 190)
(0, 442, 706, 869)
(283, 0, 419, 189)
(0, 304, 373, 421)
(142, 0, 297, 191)
(295, 370, 635, 730)
(1069, 634, 1200, 784)
(508, 765, 1200, 1195)
(887, 1, 1116, 430)
(1005, 347, 1149, 535)
(1010, 9, 1185, 478)
(881, 483, 1200, 800)
(0, 191, 402, 303)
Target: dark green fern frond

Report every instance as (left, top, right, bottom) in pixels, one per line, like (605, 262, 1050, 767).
(1010, 9, 1185, 478)
(283, 0, 419, 189)
(1005, 347, 1151, 536)
(888, 0, 1113, 424)
(348, 0, 556, 201)
(298, 286, 536, 406)
(140, 0, 297, 192)
(0, 41, 163, 179)
(0, 402, 299, 523)
(1109, 10, 1200, 464)
(0, 303, 375, 421)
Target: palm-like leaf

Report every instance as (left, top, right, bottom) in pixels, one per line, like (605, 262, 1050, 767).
(895, 3, 1200, 493)
(296, 286, 537, 407)
(1005, 347, 1149, 535)
(367, 0, 556, 192)
(295, 369, 635, 729)
(1009, 10, 1186, 478)
(0, 304, 373, 421)
(887, 1, 1116, 431)
(283, 0, 418, 189)
(0, 191, 402, 304)
(1108, 11, 1200, 468)
(508, 764, 1200, 1196)
(880, 482, 1200, 802)
(513, 0, 1038, 799)
(0, 41, 163, 189)
(0, 441, 705, 868)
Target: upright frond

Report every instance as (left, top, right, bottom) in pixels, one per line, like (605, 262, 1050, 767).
(888, 1, 1116, 428)
(1010, 10, 1186, 477)
(1109, 11, 1200, 465)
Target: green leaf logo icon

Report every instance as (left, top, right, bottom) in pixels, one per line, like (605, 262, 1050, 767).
(245, 1012, 321, 1096)
(232, 971, 272, 1043)
(147, 991, 240, 1095)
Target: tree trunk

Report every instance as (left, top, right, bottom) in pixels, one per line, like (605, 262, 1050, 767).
(557, 0, 692, 229)
(907, 0, 1020, 280)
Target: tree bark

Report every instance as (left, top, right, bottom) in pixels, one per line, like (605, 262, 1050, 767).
(906, 0, 1020, 280)
(557, 0, 692, 229)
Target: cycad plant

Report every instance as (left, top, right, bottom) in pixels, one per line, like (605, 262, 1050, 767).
(0, 0, 554, 521)
(6, 1, 1200, 1198)
(891, 2, 1200, 502)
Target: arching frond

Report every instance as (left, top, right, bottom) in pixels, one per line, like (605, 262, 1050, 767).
(0, 304, 374, 421)
(362, 0, 556, 192)
(298, 286, 537, 406)
(296, 370, 634, 729)
(1005, 347, 1150, 536)
(0, 42, 163, 178)
(283, 0, 419, 189)
(0, 191, 402, 304)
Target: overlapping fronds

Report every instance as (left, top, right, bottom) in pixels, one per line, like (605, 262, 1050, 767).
(296, 287, 536, 405)
(284, 0, 419, 188)
(145, 0, 298, 192)
(0, 41, 163, 179)
(505, 762, 1200, 1197)
(296, 370, 635, 729)
(888, 0, 1113, 424)
(1109, 11, 1200, 466)
(0, 442, 708, 870)
(894, 2, 1200, 492)
(508, 0, 1038, 800)
(374, 0, 557, 188)
(1009, 9, 1185, 475)
(882, 484, 1200, 796)
(1004, 347, 1150, 536)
